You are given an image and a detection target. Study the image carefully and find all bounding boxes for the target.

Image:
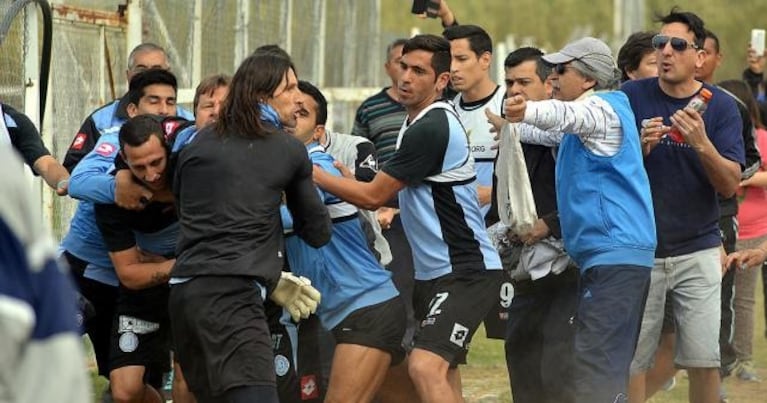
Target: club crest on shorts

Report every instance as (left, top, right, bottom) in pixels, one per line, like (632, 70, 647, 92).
(119, 331, 139, 353)
(274, 354, 290, 377)
(116, 315, 159, 353)
(449, 323, 469, 347)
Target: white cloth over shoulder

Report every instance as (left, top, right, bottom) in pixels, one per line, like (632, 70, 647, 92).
(496, 122, 537, 236)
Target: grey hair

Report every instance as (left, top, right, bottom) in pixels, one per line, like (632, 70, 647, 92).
(127, 43, 167, 70)
(570, 59, 621, 91)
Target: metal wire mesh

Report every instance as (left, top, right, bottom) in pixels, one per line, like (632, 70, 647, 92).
(48, 23, 126, 239)
(3, 0, 384, 241)
(0, 0, 26, 108)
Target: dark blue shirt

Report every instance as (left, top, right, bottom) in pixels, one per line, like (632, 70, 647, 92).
(621, 78, 745, 257)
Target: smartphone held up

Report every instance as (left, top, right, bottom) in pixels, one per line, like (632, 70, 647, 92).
(411, 0, 440, 18)
(752, 28, 765, 56)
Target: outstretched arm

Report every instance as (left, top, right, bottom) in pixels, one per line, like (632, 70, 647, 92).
(314, 166, 405, 212)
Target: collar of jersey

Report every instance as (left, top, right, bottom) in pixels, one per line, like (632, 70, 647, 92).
(259, 103, 282, 129)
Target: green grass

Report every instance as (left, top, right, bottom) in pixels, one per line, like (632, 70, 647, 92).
(87, 278, 767, 402)
(462, 277, 767, 402)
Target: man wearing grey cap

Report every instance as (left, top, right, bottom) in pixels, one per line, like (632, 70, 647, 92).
(503, 36, 656, 403)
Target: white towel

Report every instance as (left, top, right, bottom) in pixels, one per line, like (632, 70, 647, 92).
(496, 122, 538, 237)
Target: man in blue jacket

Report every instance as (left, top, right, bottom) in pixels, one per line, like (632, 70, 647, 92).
(503, 36, 656, 403)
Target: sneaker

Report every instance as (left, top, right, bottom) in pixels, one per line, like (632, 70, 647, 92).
(719, 385, 729, 403)
(736, 360, 761, 382)
(661, 376, 676, 391)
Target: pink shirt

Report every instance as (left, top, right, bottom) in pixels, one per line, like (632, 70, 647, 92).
(738, 128, 767, 239)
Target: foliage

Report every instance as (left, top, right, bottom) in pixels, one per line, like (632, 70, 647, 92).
(381, 0, 767, 82)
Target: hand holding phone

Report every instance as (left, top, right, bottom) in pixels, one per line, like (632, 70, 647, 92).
(411, 0, 441, 18)
(751, 29, 766, 57)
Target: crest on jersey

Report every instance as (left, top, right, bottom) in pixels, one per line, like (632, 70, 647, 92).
(95, 142, 116, 157)
(359, 153, 378, 172)
(71, 133, 87, 150)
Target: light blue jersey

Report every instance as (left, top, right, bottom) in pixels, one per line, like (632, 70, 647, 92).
(64, 117, 190, 286)
(281, 143, 399, 330)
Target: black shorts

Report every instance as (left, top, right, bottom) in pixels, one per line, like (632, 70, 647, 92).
(169, 276, 275, 399)
(66, 251, 118, 378)
(109, 285, 171, 377)
(412, 270, 503, 367)
(267, 301, 329, 403)
(332, 296, 407, 365)
(482, 272, 514, 340)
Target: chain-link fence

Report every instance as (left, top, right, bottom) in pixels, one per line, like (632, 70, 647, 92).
(0, 0, 384, 241)
(0, 0, 26, 108)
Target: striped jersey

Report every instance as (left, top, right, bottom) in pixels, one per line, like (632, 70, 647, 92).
(382, 102, 501, 280)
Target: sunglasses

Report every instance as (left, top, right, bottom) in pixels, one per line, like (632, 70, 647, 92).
(651, 35, 699, 52)
(553, 64, 574, 75)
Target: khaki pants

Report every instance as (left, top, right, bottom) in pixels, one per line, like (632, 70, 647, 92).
(734, 235, 767, 361)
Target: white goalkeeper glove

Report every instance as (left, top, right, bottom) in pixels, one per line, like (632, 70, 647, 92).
(269, 272, 321, 322)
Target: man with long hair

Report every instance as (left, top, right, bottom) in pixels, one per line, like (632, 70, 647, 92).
(169, 53, 331, 403)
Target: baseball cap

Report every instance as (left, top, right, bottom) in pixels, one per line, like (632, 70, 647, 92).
(543, 37, 620, 88)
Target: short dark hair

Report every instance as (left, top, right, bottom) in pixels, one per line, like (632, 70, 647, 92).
(119, 115, 167, 153)
(704, 29, 720, 53)
(218, 53, 296, 138)
(252, 44, 291, 60)
(386, 38, 408, 61)
(402, 34, 451, 76)
(504, 47, 551, 82)
(127, 69, 178, 106)
(193, 74, 231, 113)
(298, 81, 328, 126)
(617, 31, 656, 81)
(655, 7, 706, 49)
(443, 24, 493, 56)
